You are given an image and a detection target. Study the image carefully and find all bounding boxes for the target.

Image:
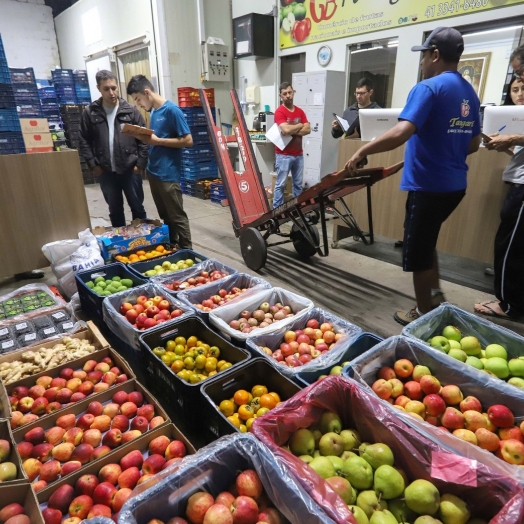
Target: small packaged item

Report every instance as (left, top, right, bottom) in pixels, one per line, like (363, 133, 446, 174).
(32, 315, 53, 329)
(51, 310, 70, 325)
(17, 331, 40, 347)
(0, 326, 13, 341)
(57, 320, 75, 333)
(0, 338, 17, 353)
(38, 325, 58, 338)
(13, 320, 34, 335)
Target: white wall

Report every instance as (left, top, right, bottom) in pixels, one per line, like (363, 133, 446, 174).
(54, 0, 154, 70)
(0, 0, 60, 79)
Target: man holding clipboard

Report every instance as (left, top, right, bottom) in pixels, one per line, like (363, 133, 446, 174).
(271, 82, 311, 208)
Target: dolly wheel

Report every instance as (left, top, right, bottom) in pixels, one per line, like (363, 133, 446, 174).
(291, 224, 319, 259)
(239, 228, 267, 271)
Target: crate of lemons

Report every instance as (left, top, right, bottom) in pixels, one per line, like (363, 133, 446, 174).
(143, 258, 196, 277)
(115, 244, 173, 264)
(152, 335, 234, 384)
(218, 386, 282, 433)
(85, 275, 136, 297)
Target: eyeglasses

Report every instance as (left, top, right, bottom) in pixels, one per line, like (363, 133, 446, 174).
(354, 91, 369, 96)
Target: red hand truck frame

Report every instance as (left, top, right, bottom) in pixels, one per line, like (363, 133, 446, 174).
(200, 89, 403, 271)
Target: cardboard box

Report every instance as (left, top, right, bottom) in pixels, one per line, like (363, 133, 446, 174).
(19, 118, 50, 134)
(0, 419, 27, 483)
(271, 173, 292, 196)
(0, 483, 44, 524)
(4, 346, 135, 419)
(0, 321, 110, 387)
(93, 220, 170, 262)
(0, 379, 8, 420)
(22, 133, 53, 154)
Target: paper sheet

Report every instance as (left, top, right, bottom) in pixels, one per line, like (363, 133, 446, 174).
(333, 114, 349, 132)
(313, 92, 324, 105)
(236, 41, 250, 54)
(265, 123, 292, 150)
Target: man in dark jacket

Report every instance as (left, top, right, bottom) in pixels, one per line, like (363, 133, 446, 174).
(79, 70, 148, 227)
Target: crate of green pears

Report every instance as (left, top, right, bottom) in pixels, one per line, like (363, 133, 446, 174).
(85, 275, 136, 296)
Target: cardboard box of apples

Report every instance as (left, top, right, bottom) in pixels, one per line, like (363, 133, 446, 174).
(12, 379, 168, 493)
(117, 432, 333, 524)
(0, 483, 44, 524)
(345, 334, 524, 485)
(251, 375, 524, 524)
(35, 423, 194, 524)
(0, 420, 25, 484)
(102, 283, 189, 349)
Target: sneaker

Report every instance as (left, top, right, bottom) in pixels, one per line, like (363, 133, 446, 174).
(14, 270, 44, 281)
(431, 291, 446, 309)
(394, 307, 421, 326)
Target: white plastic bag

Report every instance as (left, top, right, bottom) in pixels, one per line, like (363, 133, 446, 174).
(42, 229, 104, 299)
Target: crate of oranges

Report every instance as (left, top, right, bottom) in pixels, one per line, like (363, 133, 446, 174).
(112, 243, 178, 264)
(200, 358, 301, 443)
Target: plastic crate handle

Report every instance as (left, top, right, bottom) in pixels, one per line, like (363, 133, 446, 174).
(220, 375, 242, 390)
(88, 271, 107, 280)
(158, 328, 180, 340)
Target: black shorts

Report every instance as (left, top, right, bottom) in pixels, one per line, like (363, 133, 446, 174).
(403, 190, 465, 272)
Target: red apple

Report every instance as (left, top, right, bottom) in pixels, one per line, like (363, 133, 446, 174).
(130, 416, 149, 433)
(142, 454, 166, 474)
(186, 492, 214, 524)
(91, 446, 111, 461)
(165, 440, 186, 460)
(75, 474, 99, 497)
(56, 413, 76, 430)
(117, 466, 141, 489)
(98, 463, 122, 485)
(231, 496, 259, 524)
(236, 470, 263, 498)
(137, 404, 155, 421)
(93, 482, 118, 507)
(39, 459, 62, 482)
(68, 495, 94, 520)
(112, 391, 128, 405)
(128, 391, 144, 406)
(102, 429, 123, 448)
(488, 405, 515, 428)
(42, 508, 62, 524)
(61, 461, 82, 476)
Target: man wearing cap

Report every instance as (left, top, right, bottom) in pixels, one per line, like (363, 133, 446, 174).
(345, 27, 481, 325)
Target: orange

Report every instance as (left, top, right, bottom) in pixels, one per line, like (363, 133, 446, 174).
(139, 255, 147, 261)
(195, 354, 207, 369)
(136, 250, 146, 256)
(238, 404, 255, 421)
(233, 390, 251, 406)
(171, 360, 185, 373)
(260, 394, 277, 410)
(250, 397, 261, 412)
(251, 385, 268, 398)
(268, 392, 281, 403)
(156, 245, 165, 253)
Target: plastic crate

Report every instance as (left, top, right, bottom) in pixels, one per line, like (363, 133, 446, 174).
(201, 357, 302, 442)
(296, 332, 384, 387)
(9, 67, 36, 84)
(127, 249, 207, 279)
(16, 104, 42, 117)
(40, 98, 59, 107)
(55, 84, 76, 96)
(51, 68, 74, 82)
(60, 103, 84, 114)
(38, 86, 57, 98)
(110, 242, 179, 264)
(0, 109, 21, 132)
(182, 144, 214, 156)
(0, 94, 15, 109)
(139, 315, 250, 426)
(0, 132, 25, 154)
(73, 70, 88, 84)
(75, 262, 147, 323)
(195, 190, 210, 200)
(182, 153, 215, 165)
(12, 85, 38, 98)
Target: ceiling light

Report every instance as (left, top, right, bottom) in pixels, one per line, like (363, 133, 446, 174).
(351, 46, 384, 54)
(463, 26, 522, 38)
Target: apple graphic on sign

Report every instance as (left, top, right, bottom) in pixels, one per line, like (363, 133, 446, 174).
(34, 135, 42, 141)
(30, 120, 37, 126)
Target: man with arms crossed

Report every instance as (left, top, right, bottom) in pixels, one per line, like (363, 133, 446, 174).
(79, 70, 148, 227)
(126, 75, 193, 249)
(273, 82, 311, 209)
(345, 27, 481, 325)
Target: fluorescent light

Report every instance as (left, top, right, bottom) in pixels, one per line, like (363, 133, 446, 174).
(463, 26, 522, 38)
(351, 46, 384, 54)
(387, 42, 398, 47)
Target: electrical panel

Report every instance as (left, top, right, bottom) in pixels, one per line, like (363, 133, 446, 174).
(204, 43, 230, 82)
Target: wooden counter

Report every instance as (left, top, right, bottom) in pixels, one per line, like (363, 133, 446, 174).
(333, 140, 511, 264)
(0, 151, 91, 278)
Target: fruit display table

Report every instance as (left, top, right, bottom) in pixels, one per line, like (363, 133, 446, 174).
(0, 151, 91, 278)
(333, 141, 512, 264)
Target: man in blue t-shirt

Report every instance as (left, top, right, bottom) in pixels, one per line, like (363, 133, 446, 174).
(126, 75, 193, 249)
(345, 27, 481, 325)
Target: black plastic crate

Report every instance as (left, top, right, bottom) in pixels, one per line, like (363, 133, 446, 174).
(60, 103, 84, 115)
(139, 316, 250, 427)
(201, 358, 301, 443)
(0, 132, 24, 151)
(9, 68, 36, 84)
(12, 85, 38, 98)
(0, 109, 21, 132)
(16, 104, 42, 117)
(110, 242, 179, 264)
(75, 262, 147, 323)
(128, 249, 207, 279)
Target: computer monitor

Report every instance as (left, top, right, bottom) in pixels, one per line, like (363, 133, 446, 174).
(359, 108, 403, 141)
(483, 106, 524, 135)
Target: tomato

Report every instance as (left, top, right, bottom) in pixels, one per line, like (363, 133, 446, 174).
(234, 389, 251, 406)
(238, 404, 255, 421)
(260, 394, 278, 409)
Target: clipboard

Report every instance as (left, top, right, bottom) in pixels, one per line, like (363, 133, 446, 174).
(333, 113, 349, 133)
(121, 124, 154, 137)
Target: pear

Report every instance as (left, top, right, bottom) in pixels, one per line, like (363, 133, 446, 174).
(415, 517, 443, 524)
(388, 497, 417, 523)
(359, 442, 372, 456)
(289, 428, 315, 456)
(308, 456, 336, 479)
(326, 476, 356, 504)
(356, 490, 388, 519)
(362, 443, 395, 469)
(341, 450, 358, 461)
(313, 450, 321, 458)
(327, 455, 345, 475)
(405, 479, 440, 516)
(349, 505, 370, 524)
(373, 465, 405, 499)
(370, 510, 399, 524)
(299, 455, 313, 463)
(341, 456, 373, 490)
(340, 429, 361, 450)
(319, 432, 345, 457)
(439, 494, 470, 524)
(312, 428, 323, 447)
(319, 411, 343, 434)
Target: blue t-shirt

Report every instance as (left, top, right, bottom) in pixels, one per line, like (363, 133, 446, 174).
(399, 71, 480, 192)
(147, 100, 191, 182)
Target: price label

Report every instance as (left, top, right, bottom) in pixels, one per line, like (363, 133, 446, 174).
(15, 322, 28, 331)
(44, 328, 56, 336)
(52, 312, 66, 320)
(1, 340, 14, 350)
(62, 322, 74, 330)
(25, 333, 37, 341)
(0, 328, 8, 337)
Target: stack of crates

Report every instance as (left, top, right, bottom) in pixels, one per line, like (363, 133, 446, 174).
(195, 178, 217, 200)
(9, 67, 42, 119)
(210, 180, 227, 205)
(73, 70, 90, 104)
(177, 87, 219, 184)
(51, 69, 78, 105)
(0, 36, 24, 155)
(37, 81, 62, 132)
(60, 104, 83, 149)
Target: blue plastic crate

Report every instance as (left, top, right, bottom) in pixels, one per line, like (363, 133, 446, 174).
(55, 84, 76, 95)
(77, 97, 91, 104)
(51, 69, 74, 82)
(73, 70, 88, 84)
(16, 103, 42, 117)
(9, 68, 36, 85)
(0, 109, 21, 132)
(0, 132, 25, 154)
(38, 86, 57, 99)
(182, 162, 218, 175)
(40, 98, 59, 107)
(0, 72, 10, 84)
(182, 154, 215, 166)
(183, 144, 214, 156)
(12, 85, 38, 97)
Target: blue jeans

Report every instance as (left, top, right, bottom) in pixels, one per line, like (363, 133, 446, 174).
(273, 154, 304, 208)
(99, 171, 146, 227)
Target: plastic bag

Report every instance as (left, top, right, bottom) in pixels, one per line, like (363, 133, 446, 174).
(345, 334, 524, 486)
(102, 282, 191, 349)
(42, 229, 104, 298)
(209, 287, 313, 343)
(403, 303, 524, 353)
(118, 433, 334, 524)
(177, 272, 272, 320)
(82, 519, 114, 524)
(245, 307, 362, 379)
(251, 375, 524, 524)
(152, 258, 239, 296)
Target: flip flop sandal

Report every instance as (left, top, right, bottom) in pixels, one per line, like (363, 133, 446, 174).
(474, 301, 511, 319)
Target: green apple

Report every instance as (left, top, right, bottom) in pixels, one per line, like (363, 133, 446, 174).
(460, 336, 481, 356)
(448, 340, 462, 350)
(361, 443, 394, 469)
(299, 455, 313, 463)
(356, 491, 388, 519)
(465, 356, 484, 370)
(480, 349, 486, 358)
(430, 336, 450, 353)
(327, 455, 345, 475)
(369, 510, 397, 524)
(448, 348, 467, 362)
(442, 325, 462, 341)
(484, 357, 510, 379)
(340, 429, 360, 451)
(485, 343, 507, 360)
(508, 377, 524, 389)
(388, 498, 417, 524)
(414, 517, 444, 524)
(329, 366, 343, 376)
(438, 493, 470, 524)
(508, 358, 524, 377)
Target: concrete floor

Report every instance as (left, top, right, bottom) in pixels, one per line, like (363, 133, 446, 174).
(1, 181, 522, 337)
